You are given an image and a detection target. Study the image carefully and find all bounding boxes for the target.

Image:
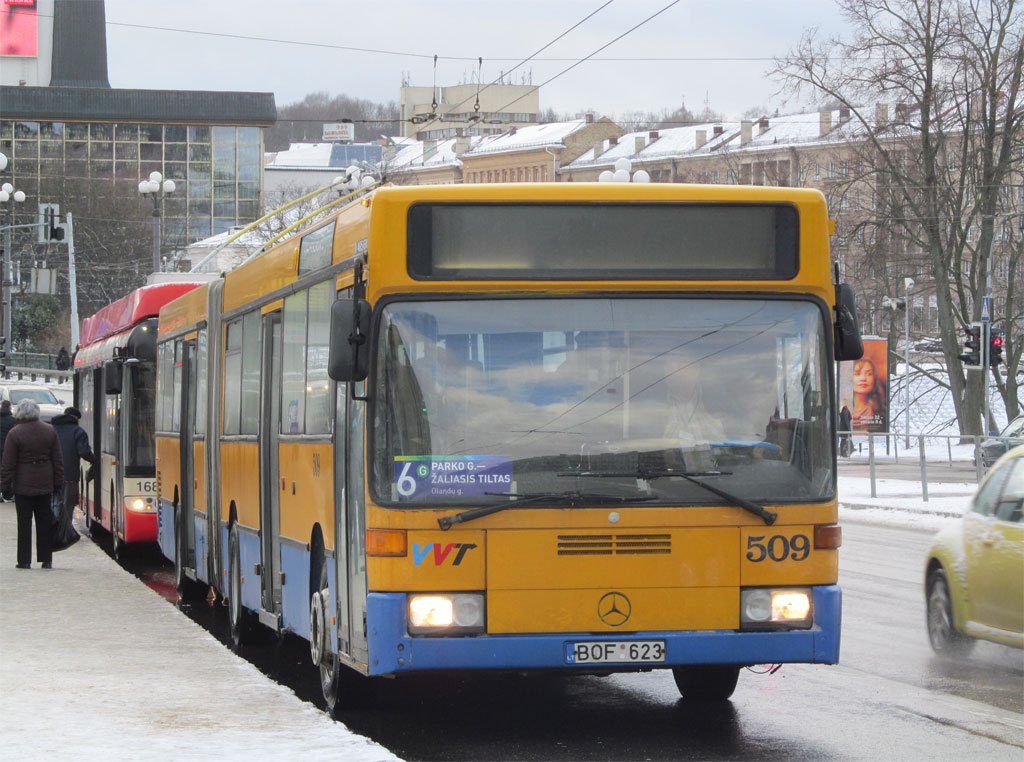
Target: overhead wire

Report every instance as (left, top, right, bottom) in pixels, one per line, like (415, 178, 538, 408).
(433, 0, 617, 123)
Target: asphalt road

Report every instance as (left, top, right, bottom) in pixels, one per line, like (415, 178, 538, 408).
(115, 520, 1022, 761)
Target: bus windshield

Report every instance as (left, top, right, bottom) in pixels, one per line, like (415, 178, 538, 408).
(125, 364, 156, 473)
(372, 298, 833, 507)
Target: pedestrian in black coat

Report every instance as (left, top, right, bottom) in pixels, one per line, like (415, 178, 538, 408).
(1, 399, 64, 569)
(50, 406, 96, 526)
(0, 400, 14, 501)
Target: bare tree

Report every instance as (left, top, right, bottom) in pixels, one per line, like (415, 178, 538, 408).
(35, 175, 151, 324)
(774, 0, 1024, 436)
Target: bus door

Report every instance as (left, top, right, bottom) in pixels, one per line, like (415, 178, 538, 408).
(345, 381, 368, 664)
(333, 381, 351, 656)
(87, 368, 103, 524)
(259, 312, 283, 617)
(179, 339, 198, 576)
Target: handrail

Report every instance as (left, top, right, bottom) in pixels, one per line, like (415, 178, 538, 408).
(188, 177, 355, 273)
(238, 180, 382, 267)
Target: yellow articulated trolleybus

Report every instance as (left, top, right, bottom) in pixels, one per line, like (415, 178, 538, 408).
(156, 182, 863, 709)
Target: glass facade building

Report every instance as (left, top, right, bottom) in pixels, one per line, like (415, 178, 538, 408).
(0, 85, 276, 253)
(0, 118, 264, 247)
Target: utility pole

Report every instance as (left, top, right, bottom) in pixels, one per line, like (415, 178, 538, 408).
(67, 212, 79, 349)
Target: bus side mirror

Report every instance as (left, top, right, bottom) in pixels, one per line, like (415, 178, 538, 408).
(834, 283, 863, 361)
(328, 298, 371, 382)
(103, 360, 122, 395)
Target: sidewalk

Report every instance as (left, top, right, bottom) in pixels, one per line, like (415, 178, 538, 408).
(0, 504, 399, 762)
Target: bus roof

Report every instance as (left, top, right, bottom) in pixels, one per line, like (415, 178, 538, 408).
(80, 282, 208, 347)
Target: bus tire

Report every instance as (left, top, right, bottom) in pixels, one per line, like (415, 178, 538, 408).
(311, 563, 340, 709)
(227, 522, 254, 648)
(175, 506, 210, 602)
(672, 665, 740, 701)
(926, 567, 974, 657)
(111, 493, 125, 561)
(311, 562, 374, 713)
(83, 503, 98, 537)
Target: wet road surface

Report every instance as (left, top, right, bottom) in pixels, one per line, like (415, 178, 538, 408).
(99, 520, 1022, 761)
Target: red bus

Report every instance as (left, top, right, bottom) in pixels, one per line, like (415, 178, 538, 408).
(74, 281, 208, 557)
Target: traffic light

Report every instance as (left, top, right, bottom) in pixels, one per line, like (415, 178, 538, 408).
(990, 330, 1004, 366)
(959, 324, 982, 367)
(0, 336, 7, 374)
(48, 224, 64, 241)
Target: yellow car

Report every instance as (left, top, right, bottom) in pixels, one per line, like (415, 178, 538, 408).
(925, 445, 1024, 655)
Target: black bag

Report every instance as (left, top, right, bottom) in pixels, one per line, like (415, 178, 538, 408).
(51, 490, 80, 552)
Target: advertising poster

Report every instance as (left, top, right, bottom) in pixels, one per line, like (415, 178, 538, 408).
(1, 0, 37, 57)
(838, 337, 889, 433)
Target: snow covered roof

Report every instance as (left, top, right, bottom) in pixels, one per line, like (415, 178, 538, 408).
(568, 121, 741, 169)
(463, 120, 591, 157)
(265, 142, 382, 169)
(564, 107, 903, 170)
(386, 136, 484, 171)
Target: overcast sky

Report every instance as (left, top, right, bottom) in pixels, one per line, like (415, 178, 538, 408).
(103, 0, 850, 121)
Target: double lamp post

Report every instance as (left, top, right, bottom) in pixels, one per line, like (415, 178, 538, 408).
(0, 151, 26, 356)
(138, 171, 175, 273)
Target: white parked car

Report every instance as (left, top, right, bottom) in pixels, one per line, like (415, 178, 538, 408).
(0, 385, 67, 421)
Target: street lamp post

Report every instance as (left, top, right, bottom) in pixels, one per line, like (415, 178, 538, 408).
(138, 171, 175, 274)
(904, 277, 915, 449)
(0, 152, 27, 356)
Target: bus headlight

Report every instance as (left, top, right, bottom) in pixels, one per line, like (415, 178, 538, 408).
(740, 588, 812, 630)
(408, 593, 485, 635)
(127, 498, 155, 513)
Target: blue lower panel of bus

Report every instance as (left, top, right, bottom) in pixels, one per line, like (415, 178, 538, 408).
(156, 497, 175, 564)
(280, 541, 311, 641)
(365, 586, 840, 675)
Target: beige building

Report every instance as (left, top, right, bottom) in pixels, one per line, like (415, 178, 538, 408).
(400, 82, 539, 141)
(461, 117, 623, 184)
(386, 118, 624, 187)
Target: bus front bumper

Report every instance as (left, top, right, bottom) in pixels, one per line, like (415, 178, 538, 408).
(365, 585, 840, 675)
(122, 502, 157, 544)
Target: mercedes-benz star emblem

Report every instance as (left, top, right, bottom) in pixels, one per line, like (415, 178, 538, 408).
(598, 592, 631, 627)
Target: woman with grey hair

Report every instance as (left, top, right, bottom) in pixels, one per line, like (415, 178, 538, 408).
(2, 398, 63, 569)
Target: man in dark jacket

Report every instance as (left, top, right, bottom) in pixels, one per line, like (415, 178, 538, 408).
(0, 399, 14, 501)
(1, 399, 64, 569)
(51, 406, 97, 526)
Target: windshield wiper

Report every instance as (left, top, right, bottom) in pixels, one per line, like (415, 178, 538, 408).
(560, 467, 777, 525)
(437, 490, 657, 530)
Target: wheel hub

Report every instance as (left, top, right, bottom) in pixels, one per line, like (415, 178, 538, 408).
(310, 589, 328, 665)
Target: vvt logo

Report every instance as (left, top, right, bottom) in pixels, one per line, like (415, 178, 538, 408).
(412, 543, 478, 566)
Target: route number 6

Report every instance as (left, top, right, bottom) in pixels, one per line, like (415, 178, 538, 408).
(397, 462, 418, 497)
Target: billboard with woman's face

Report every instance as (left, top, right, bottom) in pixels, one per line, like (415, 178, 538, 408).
(839, 338, 888, 433)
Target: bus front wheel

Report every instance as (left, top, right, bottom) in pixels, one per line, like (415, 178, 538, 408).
(672, 665, 740, 701)
(311, 563, 341, 710)
(311, 563, 374, 713)
(110, 496, 125, 560)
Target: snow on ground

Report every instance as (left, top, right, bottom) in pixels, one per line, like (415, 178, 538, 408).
(838, 475, 974, 533)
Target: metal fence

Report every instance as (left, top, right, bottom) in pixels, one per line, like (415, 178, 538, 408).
(4, 351, 67, 370)
(0, 366, 72, 385)
(842, 431, 999, 502)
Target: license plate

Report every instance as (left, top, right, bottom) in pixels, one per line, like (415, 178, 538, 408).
(566, 640, 666, 664)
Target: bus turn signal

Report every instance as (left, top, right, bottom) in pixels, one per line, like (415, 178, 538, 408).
(367, 528, 407, 557)
(814, 525, 842, 549)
